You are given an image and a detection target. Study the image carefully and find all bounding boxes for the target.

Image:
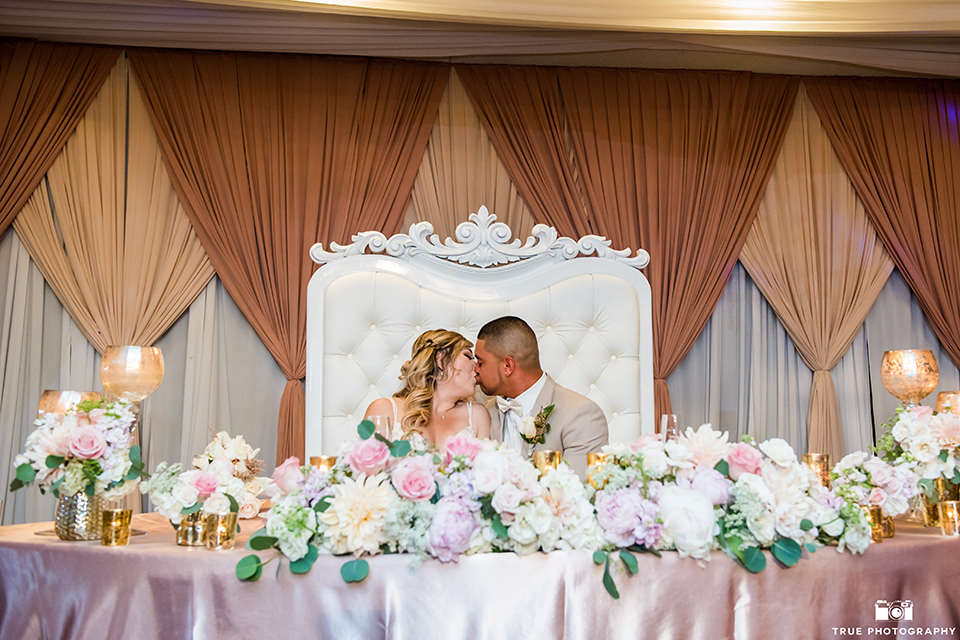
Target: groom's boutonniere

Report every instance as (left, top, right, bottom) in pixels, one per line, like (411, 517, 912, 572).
(518, 404, 555, 445)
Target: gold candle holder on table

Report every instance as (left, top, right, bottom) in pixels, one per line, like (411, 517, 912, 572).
(801, 453, 832, 488)
(310, 456, 337, 472)
(586, 453, 608, 489)
(37, 390, 101, 415)
(881, 515, 896, 538)
(176, 511, 207, 546)
(880, 349, 939, 408)
(935, 391, 960, 415)
(204, 512, 239, 550)
(532, 450, 562, 477)
(861, 505, 884, 543)
(101, 508, 133, 546)
(937, 501, 960, 537)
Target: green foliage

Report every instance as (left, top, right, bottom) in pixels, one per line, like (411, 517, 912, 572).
(75, 399, 105, 413)
(236, 555, 264, 581)
(490, 513, 508, 539)
(15, 463, 35, 485)
(803, 543, 817, 553)
(181, 503, 203, 515)
(741, 546, 766, 573)
(45, 455, 65, 469)
(390, 440, 412, 458)
(245, 529, 279, 551)
(601, 557, 619, 599)
(713, 459, 730, 476)
(800, 519, 814, 532)
(358, 420, 375, 440)
(315, 496, 333, 513)
(290, 545, 319, 575)
(619, 549, 638, 575)
(592, 550, 607, 565)
(340, 558, 370, 583)
(227, 494, 240, 513)
(771, 538, 802, 567)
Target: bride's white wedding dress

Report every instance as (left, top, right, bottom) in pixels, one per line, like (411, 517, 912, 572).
(385, 397, 476, 451)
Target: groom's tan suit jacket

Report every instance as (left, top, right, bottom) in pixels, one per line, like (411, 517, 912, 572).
(486, 375, 608, 478)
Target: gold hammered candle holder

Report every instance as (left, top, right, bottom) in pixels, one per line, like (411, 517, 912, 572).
(801, 453, 832, 488)
(861, 505, 884, 543)
(532, 450, 562, 477)
(881, 515, 896, 538)
(586, 453, 608, 489)
(176, 511, 208, 546)
(310, 455, 337, 472)
(54, 493, 104, 541)
(101, 509, 133, 546)
(204, 512, 239, 550)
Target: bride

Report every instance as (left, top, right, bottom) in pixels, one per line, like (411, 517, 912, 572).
(363, 329, 490, 452)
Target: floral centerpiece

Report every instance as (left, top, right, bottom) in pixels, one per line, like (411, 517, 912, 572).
(876, 405, 960, 499)
(831, 451, 918, 518)
(10, 398, 143, 500)
(140, 431, 265, 523)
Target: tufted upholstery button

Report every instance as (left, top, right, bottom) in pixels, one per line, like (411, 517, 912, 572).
(612, 412, 619, 418)
(568, 354, 575, 360)
(346, 354, 354, 360)
(589, 326, 596, 333)
(610, 355, 617, 361)
(415, 325, 422, 331)
(369, 384, 376, 391)
(545, 326, 553, 331)
(347, 415, 354, 422)
(392, 354, 399, 360)
(459, 326, 466, 332)
(370, 324, 376, 330)
(590, 384, 597, 389)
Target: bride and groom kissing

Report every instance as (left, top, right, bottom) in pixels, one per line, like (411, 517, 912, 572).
(363, 316, 608, 477)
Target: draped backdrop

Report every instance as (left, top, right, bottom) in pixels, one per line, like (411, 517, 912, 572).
(457, 66, 799, 421)
(1, 39, 959, 522)
(127, 50, 448, 462)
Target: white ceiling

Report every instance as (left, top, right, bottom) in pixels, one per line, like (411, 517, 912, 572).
(1, 0, 959, 77)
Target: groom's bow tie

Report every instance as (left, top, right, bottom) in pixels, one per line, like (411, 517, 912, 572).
(496, 396, 523, 417)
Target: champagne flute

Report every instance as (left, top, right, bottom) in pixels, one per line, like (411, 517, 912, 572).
(660, 414, 680, 442)
(367, 415, 394, 439)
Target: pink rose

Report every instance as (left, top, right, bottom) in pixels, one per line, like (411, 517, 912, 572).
(272, 456, 304, 495)
(391, 457, 437, 502)
(869, 487, 886, 505)
(345, 439, 391, 476)
(908, 405, 934, 421)
(87, 408, 107, 424)
(632, 434, 661, 451)
(726, 443, 763, 480)
(192, 472, 219, 498)
(444, 435, 483, 465)
(68, 426, 107, 459)
(238, 496, 262, 519)
(491, 482, 523, 516)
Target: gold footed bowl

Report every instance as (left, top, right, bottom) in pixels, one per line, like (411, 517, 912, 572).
(54, 493, 104, 541)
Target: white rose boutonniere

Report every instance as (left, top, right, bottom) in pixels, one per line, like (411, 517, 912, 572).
(520, 405, 555, 446)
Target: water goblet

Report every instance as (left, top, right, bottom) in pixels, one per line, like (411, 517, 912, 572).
(880, 349, 938, 408)
(367, 415, 394, 438)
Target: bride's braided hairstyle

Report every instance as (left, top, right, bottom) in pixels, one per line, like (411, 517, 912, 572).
(394, 329, 473, 437)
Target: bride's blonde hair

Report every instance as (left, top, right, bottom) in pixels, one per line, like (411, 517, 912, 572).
(394, 329, 473, 437)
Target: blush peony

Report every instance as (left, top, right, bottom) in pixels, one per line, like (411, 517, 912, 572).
(68, 426, 108, 460)
(345, 438, 391, 476)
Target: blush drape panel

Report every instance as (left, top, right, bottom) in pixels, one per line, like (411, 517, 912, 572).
(407, 68, 535, 240)
(14, 58, 214, 353)
(739, 86, 893, 463)
(128, 49, 447, 462)
(459, 65, 798, 421)
(0, 40, 118, 239)
(805, 77, 960, 370)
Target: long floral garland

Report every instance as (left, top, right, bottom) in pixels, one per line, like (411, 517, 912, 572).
(235, 421, 911, 597)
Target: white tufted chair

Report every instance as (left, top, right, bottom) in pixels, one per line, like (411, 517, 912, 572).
(305, 208, 654, 456)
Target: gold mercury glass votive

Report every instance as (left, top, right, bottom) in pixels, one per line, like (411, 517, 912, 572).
(935, 391, 960, 415)
(881, 515, 896, 538)
(532, 450, 562, 476)
(937, 501, 960, 537)
(176, 511, 207, 546)
(861, 505, 884, 543)
(880, 349, 939, 408)
(101, 508, 133, 546)
(310, 455, 337, 472)
(586, 453, 608, 489)
(801, 453, 832, 488)
(204, 512, 239, 550)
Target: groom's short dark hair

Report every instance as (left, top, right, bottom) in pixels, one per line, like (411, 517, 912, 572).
(477, 316, 540, 371)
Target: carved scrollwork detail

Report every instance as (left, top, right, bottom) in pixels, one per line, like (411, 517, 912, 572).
(309, 206, 649, 269)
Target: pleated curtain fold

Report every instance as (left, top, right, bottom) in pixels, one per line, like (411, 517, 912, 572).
(407, 68, 535, 239)
(0, 40, 119, 239)
(13, 57, 215, 353)
(458, 65, 799, 422)
(128, 49, 448, 462)
(739, 86, 894, 462)
(805, 77, 960, 372)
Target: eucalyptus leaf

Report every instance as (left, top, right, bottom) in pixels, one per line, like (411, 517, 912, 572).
(725, 534, 744, 560)
(84, 483, 95, 497)
(391, 440, 412, 458)
(358, 420, 375, 440)
(619, 549, 638, 575)
(236, 554, 263, 581)
(771, 537, 802, 567)
(804, 543, 817, 553)
(491, 514, 508, 539)
(245, 529, 279, 551)
(592, 550, 607, 565)
(15, 463, 36, 484)
(181, 503, 203, 515)
(602, 559, 620, 600)
(227, 494, 240, 513)
(9, 478, 24, 492)
(713, 459, 730, 476)
(800, 519, 814, 532)
(129, 445, 142, 465)
(340, 558, 370, 583)
(45, 455, 65, 469)
(939, 450, 949, 463)
(315, 496, 333, 513)
(742, 546, 766, 573)
(290, 545, 320, 575)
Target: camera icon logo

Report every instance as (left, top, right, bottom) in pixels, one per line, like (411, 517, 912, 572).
(875, 599, 914, 621)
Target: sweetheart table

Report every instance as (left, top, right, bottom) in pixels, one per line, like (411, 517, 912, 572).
(1, 513, 958, 639)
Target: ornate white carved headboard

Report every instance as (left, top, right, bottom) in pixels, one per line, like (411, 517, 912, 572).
(305, 207, 654, 456)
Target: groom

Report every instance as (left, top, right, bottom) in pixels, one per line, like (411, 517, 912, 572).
(473, 316, 608, 478)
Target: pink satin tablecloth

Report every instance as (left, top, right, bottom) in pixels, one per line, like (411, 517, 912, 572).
(1, 513, 959, 639)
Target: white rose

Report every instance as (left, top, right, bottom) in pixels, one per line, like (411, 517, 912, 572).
(839, 522, 871, 555)
(472, 452, 508, 494)
(664, 441, 695, 471)
(245, 477, 266, 498)
(759, 438, 797, 467)
(747, 510, 777, 546)
(658, 485, 718, 560)
(171, 481, 200, 508)
(837, 451, 870, 470)
(518, 416, 537, 439)
(491, 483, 523, 515)
(641, 446, 669, 478)
(238, 494, 262, 519)
(203, 492, 232, 515)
